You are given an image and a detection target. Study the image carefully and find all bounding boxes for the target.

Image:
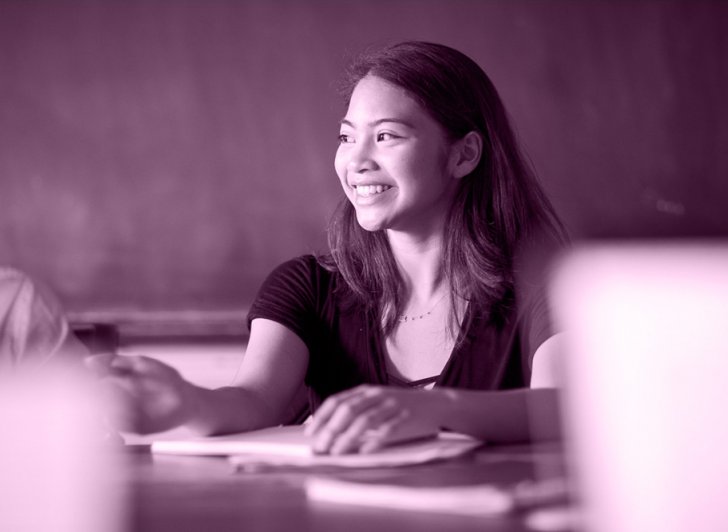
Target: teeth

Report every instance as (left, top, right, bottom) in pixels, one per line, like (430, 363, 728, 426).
(355, 185, 391, 197)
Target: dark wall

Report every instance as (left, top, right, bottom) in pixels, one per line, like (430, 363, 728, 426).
(1, 0, 726, 317)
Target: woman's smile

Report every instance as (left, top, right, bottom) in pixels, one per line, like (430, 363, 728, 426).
(351, 184, 395, 207)
(354, 184, 392, 197)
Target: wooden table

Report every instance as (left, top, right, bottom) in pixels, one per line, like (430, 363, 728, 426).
(119, 442, 571, 532)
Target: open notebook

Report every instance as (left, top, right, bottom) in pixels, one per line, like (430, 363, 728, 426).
(151, 425, 482, 469)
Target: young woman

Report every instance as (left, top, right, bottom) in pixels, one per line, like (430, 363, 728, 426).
(89, 41, 567, 454)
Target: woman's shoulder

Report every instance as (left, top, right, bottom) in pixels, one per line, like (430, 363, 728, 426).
(268, 254, 336, 280)
(0, 268, 30, 321)
(0, 267, 57, 314)
(249, 254, 348, 330)
(0, 266, 31, 289)
(258, 254, 344, 299)
(0, 266, 85, 363)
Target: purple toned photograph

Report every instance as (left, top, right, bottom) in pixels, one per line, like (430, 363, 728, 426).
(1, 1, 726, 531)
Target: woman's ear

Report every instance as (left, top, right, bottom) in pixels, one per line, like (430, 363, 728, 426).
(449, 131, 483, 179)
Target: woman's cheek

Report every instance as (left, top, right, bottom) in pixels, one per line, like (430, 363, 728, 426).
(334, 146, 347, 177)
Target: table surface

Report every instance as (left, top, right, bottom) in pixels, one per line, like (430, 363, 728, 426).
(117, 442, 572, 532)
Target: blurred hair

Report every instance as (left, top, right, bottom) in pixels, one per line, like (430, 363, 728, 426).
(324, 41, 566, 336)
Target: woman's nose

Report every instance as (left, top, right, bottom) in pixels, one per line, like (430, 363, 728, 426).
(346, 141, 377, 173)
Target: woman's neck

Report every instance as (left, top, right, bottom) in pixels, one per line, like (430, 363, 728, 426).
(386, 229, 447, 304)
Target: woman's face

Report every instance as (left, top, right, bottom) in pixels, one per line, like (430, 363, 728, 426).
(334, 75, 460, 236)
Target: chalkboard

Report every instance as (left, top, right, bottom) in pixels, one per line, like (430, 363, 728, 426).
(1, 1, 726, 321)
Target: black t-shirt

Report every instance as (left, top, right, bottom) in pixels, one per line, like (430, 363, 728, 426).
(247, 255, 552, 413)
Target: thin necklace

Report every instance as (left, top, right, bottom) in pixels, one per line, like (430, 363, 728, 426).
(397, 292, 448, 323)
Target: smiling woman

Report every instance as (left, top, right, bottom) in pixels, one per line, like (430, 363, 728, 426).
(89, 41, 567, 455)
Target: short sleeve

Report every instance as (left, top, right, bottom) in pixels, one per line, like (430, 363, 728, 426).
(520, 289, 554, 372)
(246, 256, 320, 351)
(514, 231, 565, 373)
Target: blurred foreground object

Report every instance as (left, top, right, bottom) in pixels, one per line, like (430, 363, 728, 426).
(0, 367, 126, 532)
(551, 241, 728, 532)
(0, 266, 88, 367)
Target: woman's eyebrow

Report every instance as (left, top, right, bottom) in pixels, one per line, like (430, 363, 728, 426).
(340, 118, 415, 128)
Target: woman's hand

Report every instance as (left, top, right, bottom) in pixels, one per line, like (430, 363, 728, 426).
(304, 385, 444, 455)
(85, 353, 198, 435)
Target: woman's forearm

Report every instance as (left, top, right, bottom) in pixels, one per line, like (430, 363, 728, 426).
(183, 384, 283, 436)
(434, 387, 562, 443)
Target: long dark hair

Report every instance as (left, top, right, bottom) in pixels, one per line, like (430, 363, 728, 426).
(325, 41, 566, 335)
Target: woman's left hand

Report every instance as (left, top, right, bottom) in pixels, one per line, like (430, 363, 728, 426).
(304, 385, 443, 455)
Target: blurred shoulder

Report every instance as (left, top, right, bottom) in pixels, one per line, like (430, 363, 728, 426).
(0, 267, 44, 308)
(0, 266, 31, 288)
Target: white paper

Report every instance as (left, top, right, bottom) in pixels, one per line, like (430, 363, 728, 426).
(151, 425, 482, 469)
(305, 476, 515, 515)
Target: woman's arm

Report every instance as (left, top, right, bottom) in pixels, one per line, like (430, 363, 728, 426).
(306, 334, 563, 454)
(88, 318, 308, 436)
(186, 318, 309, 435)
(305, 385, 561, 454)
(530, 332, 565, 389)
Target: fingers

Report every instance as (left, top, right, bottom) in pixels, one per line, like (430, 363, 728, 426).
(86, 353, 176, 380)
(83, 353, 117, 376)
(304, 386, 365, 436)
(96, 379, 145, 433)
(329, 401, 408, 455)
(84, 352, 138, 377)
(84, 354, 139, 431)
(359, 409, 412, 454)
(307, 386, 411, 455)
(87, 355, 189, 434)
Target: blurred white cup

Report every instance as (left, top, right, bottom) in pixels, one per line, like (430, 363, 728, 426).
(0, 366, 126, 532)
(551, 242, 728, 532)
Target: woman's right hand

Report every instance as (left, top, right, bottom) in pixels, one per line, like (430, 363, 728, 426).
(84, 353, 198, 434)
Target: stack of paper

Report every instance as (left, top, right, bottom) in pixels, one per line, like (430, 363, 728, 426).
(151, 425, 482, 469)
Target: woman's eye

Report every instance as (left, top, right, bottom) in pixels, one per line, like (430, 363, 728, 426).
(338, 133, 354, 144)
(377, 132, 398, 142)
